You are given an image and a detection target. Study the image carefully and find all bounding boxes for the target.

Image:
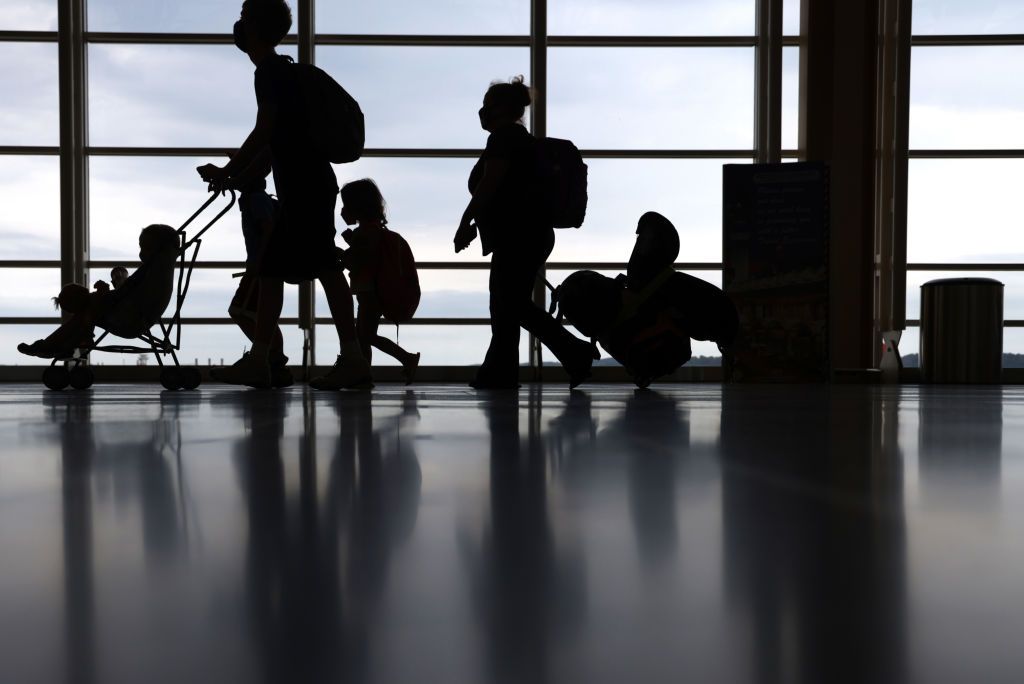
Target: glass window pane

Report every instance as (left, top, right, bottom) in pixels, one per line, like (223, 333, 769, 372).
(549, 159, 740, 263)
(316, 0, 528, 35)
(0, 269, 60, 318)
(316, 269, 490, 322)
(89, 156, 283, 262)
(315, 47, 529, 149)
(0, 43, 58, 146)
(88, 0, 284, 34)
(0, 156, 60, 259)
(906, 271, 1024, 321)
(782, 47, 799, 151)
(548, 48, 754, 150)
(549, 0, 754, 36)
(0, 325, 61, 364)
(899, 327, 1024, 364)
(912, 0, 1024, 35)
(783, 0, 801, 36)
(910, 46, 1024, 149)
(907, 159, 1024, 263)
(0, 0, 56, 30)
(88, 44, 296, 148)
(331, 157, 485, 263)
(80, 325, 306, 367)
(315, 324, 526, 366)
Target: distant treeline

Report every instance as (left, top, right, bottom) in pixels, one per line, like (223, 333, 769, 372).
(901, 353, 1024, 368)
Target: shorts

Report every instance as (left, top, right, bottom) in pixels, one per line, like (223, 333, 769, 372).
(258, 190, 341, 284)
(238, 190, 277, 266)
(228, 273, 260, 321)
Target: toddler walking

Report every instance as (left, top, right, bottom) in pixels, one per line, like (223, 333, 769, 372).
(327, 179, 420, 386)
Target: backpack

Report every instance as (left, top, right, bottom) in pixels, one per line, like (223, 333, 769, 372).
(292, 61, 365, 164)
(375, 229, 421, 324)
(536, 137, 588, 229)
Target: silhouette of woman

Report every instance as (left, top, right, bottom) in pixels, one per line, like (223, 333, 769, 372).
(455, 77, 595, 389)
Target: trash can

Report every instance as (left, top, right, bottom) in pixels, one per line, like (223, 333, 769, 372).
(919, 277, 1004, 383)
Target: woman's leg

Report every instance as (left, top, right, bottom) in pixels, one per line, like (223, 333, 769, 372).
(488, 229, 595, 387)
(476, 249, 527, 385)
(318, 270, 359, 351)
(310, 270, 371, 389)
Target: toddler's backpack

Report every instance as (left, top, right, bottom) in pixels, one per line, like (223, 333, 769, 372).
(376, 229, 421, 324)
(536, 137, 588, 229)
(292, 61, 365, 163)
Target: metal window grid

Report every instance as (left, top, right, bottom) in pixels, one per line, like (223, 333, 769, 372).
(0, 0, 791, 373)
(897, 30, 1024, 333)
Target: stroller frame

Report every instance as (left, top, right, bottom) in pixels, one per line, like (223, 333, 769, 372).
(42, 191, 237, 391)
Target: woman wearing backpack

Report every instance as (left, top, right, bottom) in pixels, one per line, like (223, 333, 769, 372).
(455, 77, 596, 389)
(335, 179, 421, 385)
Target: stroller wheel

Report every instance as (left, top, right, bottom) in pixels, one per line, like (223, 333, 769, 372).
(180, 367, 202, 391)
(69, 366, 94, 390)
(160, 367, 184, 391)
(42, 366, 70, 391)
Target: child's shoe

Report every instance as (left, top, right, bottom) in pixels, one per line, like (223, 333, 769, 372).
(401, 352, 421, 386)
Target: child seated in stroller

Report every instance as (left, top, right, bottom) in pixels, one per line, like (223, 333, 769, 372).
(18, 224, 180, 359)
(554, 212, 738, 387)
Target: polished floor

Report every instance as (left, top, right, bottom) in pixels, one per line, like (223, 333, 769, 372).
(0, 383, 1021, 684)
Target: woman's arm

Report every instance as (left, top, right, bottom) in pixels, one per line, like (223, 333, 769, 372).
(197, 105, 275, 187)
(454, 158, 510, 252)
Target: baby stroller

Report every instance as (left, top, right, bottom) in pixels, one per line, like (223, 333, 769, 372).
(41, 190, 237, 391)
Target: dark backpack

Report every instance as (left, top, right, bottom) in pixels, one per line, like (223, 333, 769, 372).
(376, 229, 421, 324)
(536, 137, 588, 229)
(292, 62, 365, 164)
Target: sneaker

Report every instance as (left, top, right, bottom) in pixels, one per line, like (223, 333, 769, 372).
(211, 352, 271, 389)
(309, 354, 373, 390)
(401, 352, 421, 386)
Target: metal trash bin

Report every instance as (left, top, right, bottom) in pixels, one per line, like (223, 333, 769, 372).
(920, 277, 1004, 383)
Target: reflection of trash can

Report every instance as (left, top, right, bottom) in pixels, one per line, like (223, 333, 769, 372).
(920, 278, 1004, 383)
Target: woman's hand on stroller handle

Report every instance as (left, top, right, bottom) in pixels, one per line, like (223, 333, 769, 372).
(197, 163, 233, 194)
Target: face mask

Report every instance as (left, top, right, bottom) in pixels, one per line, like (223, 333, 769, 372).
(232, 20, 248, 53)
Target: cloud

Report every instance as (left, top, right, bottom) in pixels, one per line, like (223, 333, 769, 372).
(0, 43, 59, 146)
(913, 0, 1024, 34)
(548, 0, 753, 35)
(0, 0, 57, 30)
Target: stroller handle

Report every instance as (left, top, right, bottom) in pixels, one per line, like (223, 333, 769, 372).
(179, 189, 236, 249)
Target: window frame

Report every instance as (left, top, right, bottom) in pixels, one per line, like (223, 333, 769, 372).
(0, 0, 793, 374)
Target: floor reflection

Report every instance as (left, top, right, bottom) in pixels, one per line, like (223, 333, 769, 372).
(720, 387, 908, 684)
(6, 386, 1023, 683)
(458, 393, 585, 684)
(231, 391, 423, 684)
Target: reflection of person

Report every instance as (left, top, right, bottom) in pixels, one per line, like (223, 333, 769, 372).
(455, 77, 595, 390)
(19, 224, 179, 358)
(337, 179, 421, 384)
(197, 0, 369, 390)
(461, 396, 585, 684)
